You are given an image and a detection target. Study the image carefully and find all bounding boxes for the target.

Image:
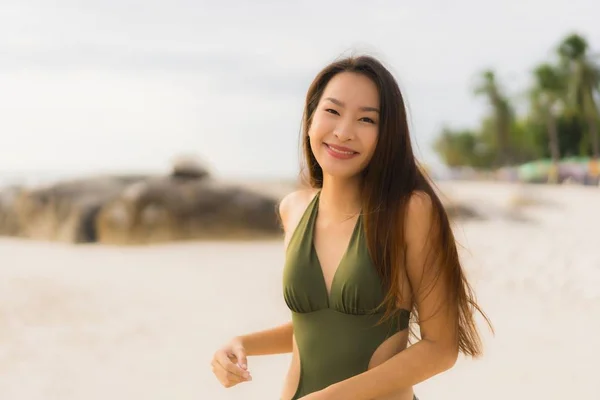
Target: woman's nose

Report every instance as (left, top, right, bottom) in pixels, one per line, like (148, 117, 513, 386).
(333, 119, 355, 141)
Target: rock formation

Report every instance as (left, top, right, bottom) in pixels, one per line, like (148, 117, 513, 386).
(0, 185, 23, 237)
(12, 175, 148, 243)
(0, 157, 283, 244)
(95, 177, 282, 245)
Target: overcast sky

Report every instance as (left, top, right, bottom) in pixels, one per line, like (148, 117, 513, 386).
(1, 0, 599, 178)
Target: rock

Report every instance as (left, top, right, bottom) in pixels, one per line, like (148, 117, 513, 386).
(431, 184, 484, 222)
(95, 177, 282, 245)
(170, 155, 210, 180)
(13, 175, 149, 243)
(444, 201, 483, 220)
(1, 166, 282, 245)
(0, 185, 24, 236)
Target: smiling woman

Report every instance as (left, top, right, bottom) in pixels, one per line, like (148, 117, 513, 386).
(210, 54, 493, 400)
(307, 73, 380, 177)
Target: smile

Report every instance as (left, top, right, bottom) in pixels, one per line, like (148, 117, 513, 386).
(324, 143, 359, 159)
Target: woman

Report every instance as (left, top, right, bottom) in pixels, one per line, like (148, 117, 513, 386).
(210, 55, 492, 399)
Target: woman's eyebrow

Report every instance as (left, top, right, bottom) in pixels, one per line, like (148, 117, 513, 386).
(324, 97, 379, 113)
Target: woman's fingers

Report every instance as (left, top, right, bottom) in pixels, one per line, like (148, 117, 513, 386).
(211, 360, 246, 387)
(211, 349, 252, 387)
(232, 346, 248, 371)
(219, 351, 250, 379)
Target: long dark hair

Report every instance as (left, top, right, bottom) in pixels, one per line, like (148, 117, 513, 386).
(299, 55, 492, 357)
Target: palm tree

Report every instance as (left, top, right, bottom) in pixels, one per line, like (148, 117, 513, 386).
(558, 34, 600, 160)
(530, 63, 565, 182)
(474, 70, 513, 167)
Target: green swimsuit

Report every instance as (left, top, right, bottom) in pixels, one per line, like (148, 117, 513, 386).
(282, 191, 412, 399)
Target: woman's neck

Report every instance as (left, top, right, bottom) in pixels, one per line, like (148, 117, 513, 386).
(318, 174, 362, 222)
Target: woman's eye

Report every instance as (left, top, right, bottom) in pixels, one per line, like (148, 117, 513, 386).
(325, 108, 339, 115)
(360, 117, 375, 124)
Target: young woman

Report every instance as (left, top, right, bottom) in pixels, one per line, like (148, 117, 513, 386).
(210, 55, 492, 400)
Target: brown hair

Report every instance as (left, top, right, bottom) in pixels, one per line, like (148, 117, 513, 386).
(299, 54, 493, 357)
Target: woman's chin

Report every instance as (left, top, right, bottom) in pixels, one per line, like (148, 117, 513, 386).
(318, 162, 364, 181)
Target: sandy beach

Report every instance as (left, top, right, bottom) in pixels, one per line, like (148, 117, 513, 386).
(1, 181, 599, 399)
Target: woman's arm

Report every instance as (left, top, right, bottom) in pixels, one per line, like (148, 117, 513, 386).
(212, 191, 306, 387)
(237, 321, 294, 356)
(212, 321, 293, 386)
(318, 192, 460, 399)
(238, 189, 307, 356)
(237, 190, 299, 357)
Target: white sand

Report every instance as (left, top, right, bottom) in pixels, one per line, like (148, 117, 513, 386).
(0, 182, 599, 399)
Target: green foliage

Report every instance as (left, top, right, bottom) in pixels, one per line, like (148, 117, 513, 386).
(433, 127, 495, 168)
(434, 32, 600, 168)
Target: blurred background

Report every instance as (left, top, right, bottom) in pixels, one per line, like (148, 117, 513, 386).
(0, 1, 599, 399)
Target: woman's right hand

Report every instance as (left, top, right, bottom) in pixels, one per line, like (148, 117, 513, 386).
(210, 337, 253, 388)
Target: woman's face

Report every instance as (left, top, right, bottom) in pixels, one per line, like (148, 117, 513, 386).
(308, 72, 380, 180)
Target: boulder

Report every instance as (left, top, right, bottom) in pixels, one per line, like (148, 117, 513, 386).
(443, 201, 483, 220)
(0, 185, 24, 236)
(170, 155, 211, 181)
(95, 177, 282, 244)
(13, 175, 149, 243)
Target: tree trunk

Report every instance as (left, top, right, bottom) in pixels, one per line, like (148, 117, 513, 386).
(588, 115, 600, 185)
(588, 114, 599, 159)
(546, 110, 560, 184)
(584, 90, 599, 159)
(495, 111, 511, 167)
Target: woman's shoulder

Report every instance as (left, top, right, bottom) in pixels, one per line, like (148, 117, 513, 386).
(406, 190, 433, 216)
(278, 188, 319, 235)
(403, 189, 436, 240)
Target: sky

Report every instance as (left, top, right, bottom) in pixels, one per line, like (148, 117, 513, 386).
(1, 0, 599, 179)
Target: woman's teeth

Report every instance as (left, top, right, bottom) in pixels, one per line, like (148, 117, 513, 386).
(327, 144, 355, 155)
